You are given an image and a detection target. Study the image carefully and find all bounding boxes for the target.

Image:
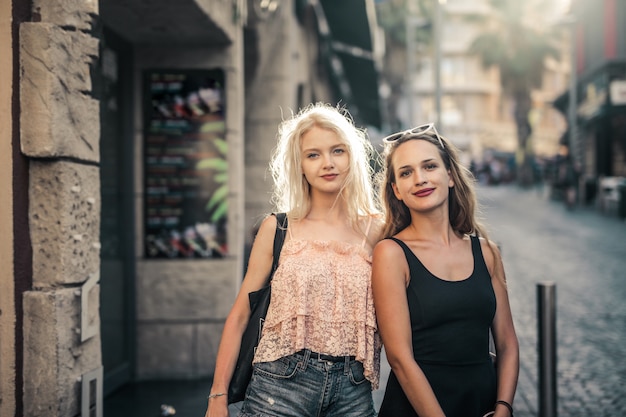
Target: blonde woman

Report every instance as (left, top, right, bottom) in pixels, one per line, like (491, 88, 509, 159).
(204, 103, 383, 417)
(372, 124, 519, 417)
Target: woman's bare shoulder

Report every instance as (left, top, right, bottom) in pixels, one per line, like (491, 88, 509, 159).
(373, 236, 405, 258)
(254, 213, 280, 240)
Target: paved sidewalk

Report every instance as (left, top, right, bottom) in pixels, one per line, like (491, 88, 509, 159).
(102, 357, 391, 416)
(104, 185, 626, 417)
(478, 185, 626, 417)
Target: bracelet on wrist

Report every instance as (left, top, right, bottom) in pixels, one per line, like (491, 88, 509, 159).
(208, 392, 226, 400)
(495, 400, 513, 417)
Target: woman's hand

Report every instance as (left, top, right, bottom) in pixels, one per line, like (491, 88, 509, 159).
(204, 394, 229, 417)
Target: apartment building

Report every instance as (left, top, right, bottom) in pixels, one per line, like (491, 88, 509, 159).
(400, 0, 568, 169)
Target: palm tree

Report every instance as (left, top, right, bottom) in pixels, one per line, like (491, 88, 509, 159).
(469, 0, 559, 185)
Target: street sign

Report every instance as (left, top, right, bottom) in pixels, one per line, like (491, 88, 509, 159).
(610, 79, 626, 105)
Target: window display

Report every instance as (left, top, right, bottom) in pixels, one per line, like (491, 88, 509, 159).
(143, 69, 227, 259)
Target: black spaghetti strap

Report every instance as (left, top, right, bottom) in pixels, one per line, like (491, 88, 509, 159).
(469, 235, 491, 280)
(271, 213, 288, 277)
(470, 234, 479, 251)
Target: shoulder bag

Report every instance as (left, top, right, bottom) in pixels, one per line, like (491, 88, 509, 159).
(227, 212, 287, 404)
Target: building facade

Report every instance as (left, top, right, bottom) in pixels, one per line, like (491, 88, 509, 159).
(554, 0, 626, 208)
(0, 1, 382, 416)
(390, 0, 568, 169)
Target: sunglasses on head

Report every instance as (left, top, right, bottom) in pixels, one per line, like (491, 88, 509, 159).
(382, 122, 444, 149)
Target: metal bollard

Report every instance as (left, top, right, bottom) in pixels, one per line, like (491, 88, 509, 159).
(537, 282, 557, 417)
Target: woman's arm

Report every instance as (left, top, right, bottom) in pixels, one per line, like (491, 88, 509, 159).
(204, 214, 278, 417)
(372, 239, 446, 417)
(483, 239, 519, 417)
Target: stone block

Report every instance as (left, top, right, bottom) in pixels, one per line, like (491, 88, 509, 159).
(136, 323, 194, 379)
(245, 79, 292, 122)
(136, 259, 237, 321)
(196, 0, 237, 39)
(196, 322, 224, 376)
(23, 287, 101, 417)
(244, 165, 272, 204)
(20, 23, 100, 161)
(244, 120, 279, 163)
(32, 0, 98, 31)
(29, 160, 101, 288)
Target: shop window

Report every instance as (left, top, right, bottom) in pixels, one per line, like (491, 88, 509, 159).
(143, 69, 228, 259)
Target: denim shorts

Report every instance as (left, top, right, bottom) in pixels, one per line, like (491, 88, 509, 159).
(238, 349, 375, 417)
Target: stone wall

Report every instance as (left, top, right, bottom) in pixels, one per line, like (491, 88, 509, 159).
(0, 0, 15, 415)
(20, 0, 102, 415)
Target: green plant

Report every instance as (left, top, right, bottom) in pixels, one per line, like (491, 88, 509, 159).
(468, 0, 559, 185)
(196, 137, 228, 223)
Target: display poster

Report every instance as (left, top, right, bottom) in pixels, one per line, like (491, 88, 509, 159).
(144, 69, 227, 259)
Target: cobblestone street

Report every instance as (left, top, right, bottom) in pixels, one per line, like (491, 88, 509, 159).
(476, 185, 626, 417)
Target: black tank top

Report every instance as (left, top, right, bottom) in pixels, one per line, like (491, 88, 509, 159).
(389, 235, 496, 365)
(378, 235, 498, 417)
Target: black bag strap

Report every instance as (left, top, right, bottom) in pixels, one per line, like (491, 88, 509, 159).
(269, 212, 287, 281)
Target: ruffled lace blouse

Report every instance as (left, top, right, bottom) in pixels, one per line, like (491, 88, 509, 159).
(253, 223, 381, 389)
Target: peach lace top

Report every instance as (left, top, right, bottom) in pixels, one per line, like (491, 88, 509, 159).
(253, 218, 381, 389)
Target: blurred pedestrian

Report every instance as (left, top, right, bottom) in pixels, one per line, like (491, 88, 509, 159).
(372, 123, 519, 417)
(556, 146, 579, 210)
(564, 161, 579, 209)
(203, 103, 383, 417)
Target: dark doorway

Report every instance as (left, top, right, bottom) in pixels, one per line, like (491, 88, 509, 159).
(97, 26, 136, 396)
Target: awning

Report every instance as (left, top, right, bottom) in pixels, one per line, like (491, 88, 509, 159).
(553, 60, 626, 125)
(313, 0, 382, 129)
(100, 0, 231, 46)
